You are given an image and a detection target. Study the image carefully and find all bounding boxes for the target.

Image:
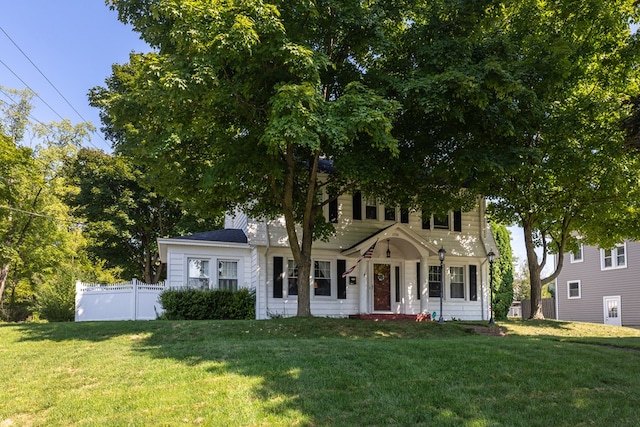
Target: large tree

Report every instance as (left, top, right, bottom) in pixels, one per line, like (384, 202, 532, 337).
(92, 0, 415, 316)
(406, 1, 640, 319)
(0, 89, 104, 317)
(64, 148, 222, 283)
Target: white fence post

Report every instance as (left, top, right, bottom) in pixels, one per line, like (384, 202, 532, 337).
(132, 278, 138, 320)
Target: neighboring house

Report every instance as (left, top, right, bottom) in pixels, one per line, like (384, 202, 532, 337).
(158, 192, 498, 320)
(556, 241, 640, 326)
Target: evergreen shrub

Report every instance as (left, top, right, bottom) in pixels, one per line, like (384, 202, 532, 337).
(159, 288, 255, 320)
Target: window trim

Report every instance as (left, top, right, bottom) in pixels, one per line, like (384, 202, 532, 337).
(187, 257, 242, 291)
(284, 258, 335, 298)
(187, 257, 211, 290)
(428, 265, 442, 298)
(365, 197, 378, 220)
(449, 265, 465, 299)
(384, 205, 396, 221)
(433, 213, 450, 230)
(218, 259, 239, 291)
(600, 243, 627, 270)
(422, 211, 452, 230)
(313, 260, 333, 297)
(570, 245, 583, 263)
(567, 280, 581, 299)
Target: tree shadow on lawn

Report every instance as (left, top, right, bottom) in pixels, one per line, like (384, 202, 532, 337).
(11, 319, 640, 425)
(131, 322, 640, 426)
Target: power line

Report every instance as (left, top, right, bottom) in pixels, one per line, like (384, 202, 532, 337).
(0, 205, 84, 226)
(0, 26, 92, 126)
(0, 25, 109, 150)
(0, 87, 104, 151)
(0, 57, 66, 122)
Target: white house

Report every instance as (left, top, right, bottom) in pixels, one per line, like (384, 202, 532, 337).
(158, 193, 498, 320)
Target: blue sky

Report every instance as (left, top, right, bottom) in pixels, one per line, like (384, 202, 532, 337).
(0, 2, 149, 152)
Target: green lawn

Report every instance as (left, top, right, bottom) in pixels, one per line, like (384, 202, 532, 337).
(2, 318, 640, 426)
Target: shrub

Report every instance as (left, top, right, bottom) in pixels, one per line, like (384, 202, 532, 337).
(159, 288, 255, 320)
(34, 279, 75, 322)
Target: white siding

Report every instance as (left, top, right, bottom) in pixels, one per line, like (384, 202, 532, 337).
(165, 243, 252, 291)
(160, 195, 493, 321)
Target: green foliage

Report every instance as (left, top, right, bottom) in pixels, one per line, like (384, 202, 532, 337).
(512, 260, 531, 301)
(159, 288, 255, 320)
(476, 1, 640, 318)
(1, 92, 116, 321)
(63, 148, 222, 283)
(34, 279, 75, 322)
(490, 222, 514, 320)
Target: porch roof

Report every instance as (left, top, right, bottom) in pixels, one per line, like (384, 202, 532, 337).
(340, 223, 440, 259)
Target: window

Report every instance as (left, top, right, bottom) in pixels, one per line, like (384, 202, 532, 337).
(421, 211, 430, 229)
(384, 206, 396, 221)
(188, 258, 210, 289)
(428, 265, 442, 298)
(450, 266, 465, 299)
(601, 244, 626, 270)
(422, 212, 451, 230)
(567, 280, 581, 299)
(433, 213, 449, 229)
(218, 260, 238, 291)
(365, 197, 377, 220)
(400, 208, 410, 224)
(314, 261, 332, 296)
(287, 259, 298, 296)
(570, 245, 583, 263)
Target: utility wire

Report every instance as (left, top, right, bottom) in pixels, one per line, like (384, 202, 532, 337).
(0, 87, 104, 151)
(0, 57, 66, 122)
(0, 25, 109, 149)
(0, 26, 92, 126)
(0, 205, 84, 226)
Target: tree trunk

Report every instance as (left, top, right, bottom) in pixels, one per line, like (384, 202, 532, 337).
(0, 263, 9, 307)
(522, 219, 544, 319)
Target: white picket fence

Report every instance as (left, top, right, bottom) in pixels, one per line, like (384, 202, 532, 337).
(75, 279, 166, 322)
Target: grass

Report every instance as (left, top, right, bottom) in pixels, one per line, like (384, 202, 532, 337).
(2, 318, 640, 426)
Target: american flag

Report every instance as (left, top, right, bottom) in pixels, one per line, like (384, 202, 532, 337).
(342, 241, 377, 278)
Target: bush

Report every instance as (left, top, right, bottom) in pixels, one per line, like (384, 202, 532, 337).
(159, 288, 255, 320)
(34, 280, 75, 322)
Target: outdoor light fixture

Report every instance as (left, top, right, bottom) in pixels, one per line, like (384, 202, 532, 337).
(386, 239, 391, 258)
(488, 249, 496, 325)
(438, 247, 446, 323)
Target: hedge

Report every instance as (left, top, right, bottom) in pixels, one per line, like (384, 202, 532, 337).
(159, 288, 255, 320)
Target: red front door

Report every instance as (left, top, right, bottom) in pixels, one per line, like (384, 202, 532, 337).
(374, 264, 391, 311)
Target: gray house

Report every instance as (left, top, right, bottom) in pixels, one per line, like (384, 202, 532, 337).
(555, 240, 640, 326)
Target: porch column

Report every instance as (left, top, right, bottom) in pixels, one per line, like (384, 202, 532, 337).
(419, 257, 429, 313)
(359, 260, 368, 313)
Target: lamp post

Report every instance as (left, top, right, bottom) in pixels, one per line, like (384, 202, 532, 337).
(438, 247, 446, 323)
(488, 250, 495, 325)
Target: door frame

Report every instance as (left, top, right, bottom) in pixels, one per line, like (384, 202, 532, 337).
(603, 295, 622, 326)
(371, 261, 403, 313)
